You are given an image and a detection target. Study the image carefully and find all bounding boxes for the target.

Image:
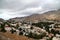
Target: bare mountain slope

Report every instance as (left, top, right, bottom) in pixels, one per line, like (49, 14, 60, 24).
(8, 10, 60, 22)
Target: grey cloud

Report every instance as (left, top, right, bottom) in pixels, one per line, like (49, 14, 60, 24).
(0, 0, 60, 20)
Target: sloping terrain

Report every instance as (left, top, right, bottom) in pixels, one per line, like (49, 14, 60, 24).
(0, 32, 34, 40)
(0, 18, 5, 22)
(8, 9, 60, 22)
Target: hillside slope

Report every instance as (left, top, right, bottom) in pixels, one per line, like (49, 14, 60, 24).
(8, 10, 60, 22)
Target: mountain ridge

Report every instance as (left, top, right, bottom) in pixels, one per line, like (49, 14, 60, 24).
(1, 9, 60, 23)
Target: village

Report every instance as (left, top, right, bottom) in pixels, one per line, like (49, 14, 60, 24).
(0, 20, 60, 40)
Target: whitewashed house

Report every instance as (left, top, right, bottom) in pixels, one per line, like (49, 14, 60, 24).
(4, 24, 12, 32)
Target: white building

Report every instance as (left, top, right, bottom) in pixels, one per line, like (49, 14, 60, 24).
(5, 27, 12, 31)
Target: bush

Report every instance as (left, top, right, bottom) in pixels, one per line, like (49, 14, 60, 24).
(1, 28, 6, 32)
(27, 32, 46, 39)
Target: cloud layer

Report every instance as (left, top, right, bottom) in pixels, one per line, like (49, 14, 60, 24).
(0, 0, 60, 20)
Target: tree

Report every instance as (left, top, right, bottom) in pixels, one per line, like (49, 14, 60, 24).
(16, 23, 19, 29)
(30, 27, 33, 30)
(0, 23, 6, 32)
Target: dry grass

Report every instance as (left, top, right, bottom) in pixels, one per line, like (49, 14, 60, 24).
(0, 32, 34, 40)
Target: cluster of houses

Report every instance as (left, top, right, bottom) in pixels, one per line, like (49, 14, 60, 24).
(4, 22, 46, 36)
(0, 21, 60, 40)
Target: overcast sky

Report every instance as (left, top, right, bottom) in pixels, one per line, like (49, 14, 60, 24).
(0, 0, 60, 20)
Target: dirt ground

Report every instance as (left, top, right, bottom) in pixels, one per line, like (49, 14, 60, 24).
(0, 32, 34, 40)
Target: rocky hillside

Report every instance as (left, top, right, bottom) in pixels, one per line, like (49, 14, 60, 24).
(8, 9, 60, 23)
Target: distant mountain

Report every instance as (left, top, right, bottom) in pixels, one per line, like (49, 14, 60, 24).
(8, 9, 60, 23)
(0, 18, 5, 22)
